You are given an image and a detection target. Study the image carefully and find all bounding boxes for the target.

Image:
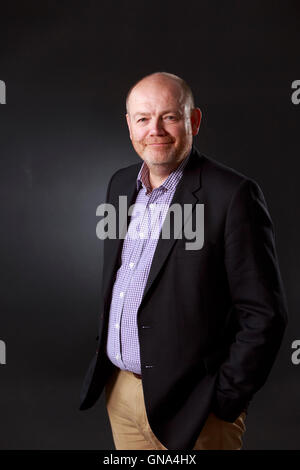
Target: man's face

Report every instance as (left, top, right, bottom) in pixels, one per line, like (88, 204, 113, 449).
(126, 78, 201, 168)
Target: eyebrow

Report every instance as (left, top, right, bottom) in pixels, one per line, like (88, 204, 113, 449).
(132, 110, 181, 119)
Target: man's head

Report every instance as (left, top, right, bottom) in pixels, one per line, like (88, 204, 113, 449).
(126, 72, 201, 170)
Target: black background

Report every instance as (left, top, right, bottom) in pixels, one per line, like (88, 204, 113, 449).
(0, 1, 299, 449)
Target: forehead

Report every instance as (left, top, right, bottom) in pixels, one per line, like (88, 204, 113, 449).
(128, 78, 185, 113)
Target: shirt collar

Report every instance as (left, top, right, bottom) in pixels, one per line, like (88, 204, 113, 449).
(136, 149, 191, 193)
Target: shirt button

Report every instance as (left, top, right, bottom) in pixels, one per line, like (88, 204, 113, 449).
(120, 292, 124, 298)
(149, 203, 156, 210)
(116, 353, 120, 360)
(129, 262, 134, 269)
(139, 232, 144, 238)
(115, 323, 119, 329)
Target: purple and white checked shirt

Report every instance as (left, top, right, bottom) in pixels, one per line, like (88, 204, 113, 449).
(106, 151, 191, 373)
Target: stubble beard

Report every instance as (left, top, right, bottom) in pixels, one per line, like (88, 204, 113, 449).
(134, 140, 189, 168)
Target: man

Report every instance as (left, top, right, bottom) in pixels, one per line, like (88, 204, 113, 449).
(79, 72, 288, 450)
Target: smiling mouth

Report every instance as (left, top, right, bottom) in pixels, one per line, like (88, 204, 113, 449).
(148, 143, 172, 146)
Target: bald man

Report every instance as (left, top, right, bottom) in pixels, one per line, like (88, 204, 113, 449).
(79, 72, 288, 450)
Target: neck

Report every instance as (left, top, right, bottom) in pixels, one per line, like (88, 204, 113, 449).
(147, 155, 188, 189)
(148, 165, 174, 189)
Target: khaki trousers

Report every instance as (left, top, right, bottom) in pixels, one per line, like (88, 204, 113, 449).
(104, 368, 247, 450)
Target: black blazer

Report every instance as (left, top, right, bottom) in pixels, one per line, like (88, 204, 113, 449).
(79, 145, 288, 450)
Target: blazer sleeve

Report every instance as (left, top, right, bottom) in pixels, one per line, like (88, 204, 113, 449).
(212, 178, 288, 421)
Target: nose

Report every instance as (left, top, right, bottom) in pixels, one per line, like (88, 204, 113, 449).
(149, 117, 167, 136)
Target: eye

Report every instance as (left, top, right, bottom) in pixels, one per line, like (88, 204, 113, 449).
(165, 115, 176, 121)
(137, 117, 147, 123)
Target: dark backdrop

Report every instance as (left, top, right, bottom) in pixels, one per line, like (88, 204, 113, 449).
(0, 1, 299, 449)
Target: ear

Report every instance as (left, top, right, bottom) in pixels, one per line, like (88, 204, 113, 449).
(190, 108, 202, 136)
(126, 113, 133, 140)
